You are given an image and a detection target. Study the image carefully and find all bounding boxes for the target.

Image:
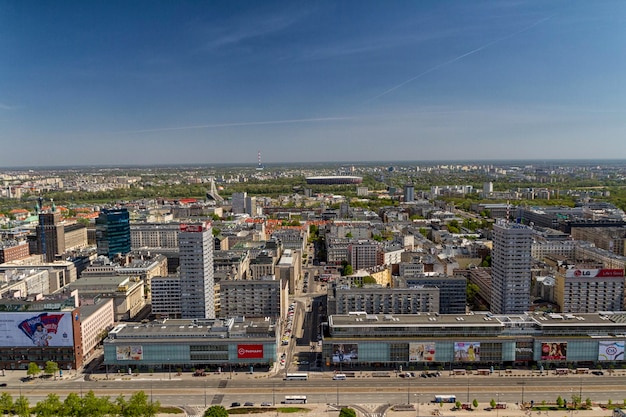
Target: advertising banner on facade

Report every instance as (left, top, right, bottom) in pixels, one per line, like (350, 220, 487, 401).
(453, 342, 480, 362)
(515, 341, 534, 361)
(541, 342, 567, 360)
(116, 346, 144, 361)
(598, 341, 625, 361)
(0, 312, 74, 347)
(565, 269, 624, 278)
(409, 343, 436, 362)
(332, 343, 358, 363)
(237, 344, 264, 359)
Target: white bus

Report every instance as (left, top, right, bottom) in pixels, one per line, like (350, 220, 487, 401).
(284, 395, 307, 404)
(285, 372, 309, 381)
(434, 395, 456, 403)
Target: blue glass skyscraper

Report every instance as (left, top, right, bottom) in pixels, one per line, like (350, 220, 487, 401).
(96, 208, 131, 259)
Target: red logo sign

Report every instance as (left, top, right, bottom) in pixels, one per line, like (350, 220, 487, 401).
(237, 344, 263, 359)
(597, 269, 624, 277)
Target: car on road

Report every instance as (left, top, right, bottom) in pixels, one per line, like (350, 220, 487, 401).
(244, 402, 255, 407)
(591, 370, 604, 376)
(261, 402, 272, 407)
(231, 402, 241, 407)
(0, 383, 6, 387)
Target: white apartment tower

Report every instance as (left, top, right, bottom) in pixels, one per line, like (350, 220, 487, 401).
(491, 220, 533, 314)
(179, 222, 215, 319)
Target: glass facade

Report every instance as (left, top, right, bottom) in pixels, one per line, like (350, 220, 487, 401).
(96, 208, 131, 259)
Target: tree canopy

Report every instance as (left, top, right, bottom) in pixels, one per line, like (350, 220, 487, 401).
(339, 407, 357, 417)
(204, 405, 229, 417)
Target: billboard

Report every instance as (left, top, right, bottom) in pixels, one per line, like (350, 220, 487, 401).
(332, 343, 358, 363)
(565, 269, 624, 278)
(598, 341, 625, 361)
(453, 342, 480, 362)
(116, 345, 144, 361)
(237, 344, 264, 359)
(0, 312, 74, 347)
(541, 342, 567, 360)
(409, 343, 436, 362)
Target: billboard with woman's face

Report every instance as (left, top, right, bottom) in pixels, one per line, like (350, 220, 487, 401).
(541, 342, 567, 360)
(409, 343, 436, 362)
(454, 342, 480, 362)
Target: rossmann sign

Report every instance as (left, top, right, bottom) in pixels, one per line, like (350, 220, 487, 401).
(566, 269, 624, 278)
(237, 344, 264, 359)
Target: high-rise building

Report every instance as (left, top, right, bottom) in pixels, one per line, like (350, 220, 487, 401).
(403, 183, 415, 203)
(179, 222, 215, 319)
(96, 208, 131, 259)
(491, 220, 533, 314)
(231, 192, 247, 215)
(555, 267, 624, 313)
(37, 211, 65, 262)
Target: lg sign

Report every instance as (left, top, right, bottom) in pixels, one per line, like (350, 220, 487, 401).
(237, 344, 264, 359)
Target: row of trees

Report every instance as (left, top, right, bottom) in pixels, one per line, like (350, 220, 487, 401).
(0, 391, 159, 417)
(26, 361, 59, 378)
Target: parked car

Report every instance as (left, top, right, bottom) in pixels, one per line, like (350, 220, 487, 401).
(244, 402, 254, 407)
(261, 402, 272, 407)
(231, 402, 241, 407)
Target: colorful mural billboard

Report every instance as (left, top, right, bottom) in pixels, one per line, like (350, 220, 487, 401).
(454, 342, 480, 362)
(540, 342, 567, 360)
(116, 346, 144, 361)
(332, 343, 358, 363)
(0, 312, 74, 347)
(409, 343, 436, 362)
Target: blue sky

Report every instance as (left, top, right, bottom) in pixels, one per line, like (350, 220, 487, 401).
(1, 1, 626, 167)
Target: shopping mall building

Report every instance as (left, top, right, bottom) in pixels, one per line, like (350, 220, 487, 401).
(102, 316, 278, 373)
(321, 311, 626, 370)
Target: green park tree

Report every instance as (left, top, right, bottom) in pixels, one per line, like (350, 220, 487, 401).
(27, 362, 41, 378)
(0, 392, 13, 415)
(339, 407, 357, 417)
(490, 399, 496, 409)
(556, 396, 564, 408)
(14, 395, 30, 417)
(33, 393, 63, 417)
(63, 392, 83, 417)
(44, 361, 59, 377)
(473, 399, 478, 409)
(204, 405, 229, 417)
(455, 401, 462, 410)
(342, 264, 353, 276)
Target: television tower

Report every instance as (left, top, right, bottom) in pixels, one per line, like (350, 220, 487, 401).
(256, 150, 265, 170)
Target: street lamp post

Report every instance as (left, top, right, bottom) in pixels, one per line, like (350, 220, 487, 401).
(496, 393, 500, 417)
(417, 394, 420, 417)
(336, 379, 339, 406)
(204, 380, 207, 408)
(407, 376, 411, 404)
(168, 360, 171, 380)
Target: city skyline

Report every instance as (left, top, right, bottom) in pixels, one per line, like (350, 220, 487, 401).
(2, 1, 626, 167)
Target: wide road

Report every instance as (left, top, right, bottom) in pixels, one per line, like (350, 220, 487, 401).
(6, 374, 626, 407)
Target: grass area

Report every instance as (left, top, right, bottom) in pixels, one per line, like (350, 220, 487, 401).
(229, 407, 310, 414)
(159, 406, 184, 414)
